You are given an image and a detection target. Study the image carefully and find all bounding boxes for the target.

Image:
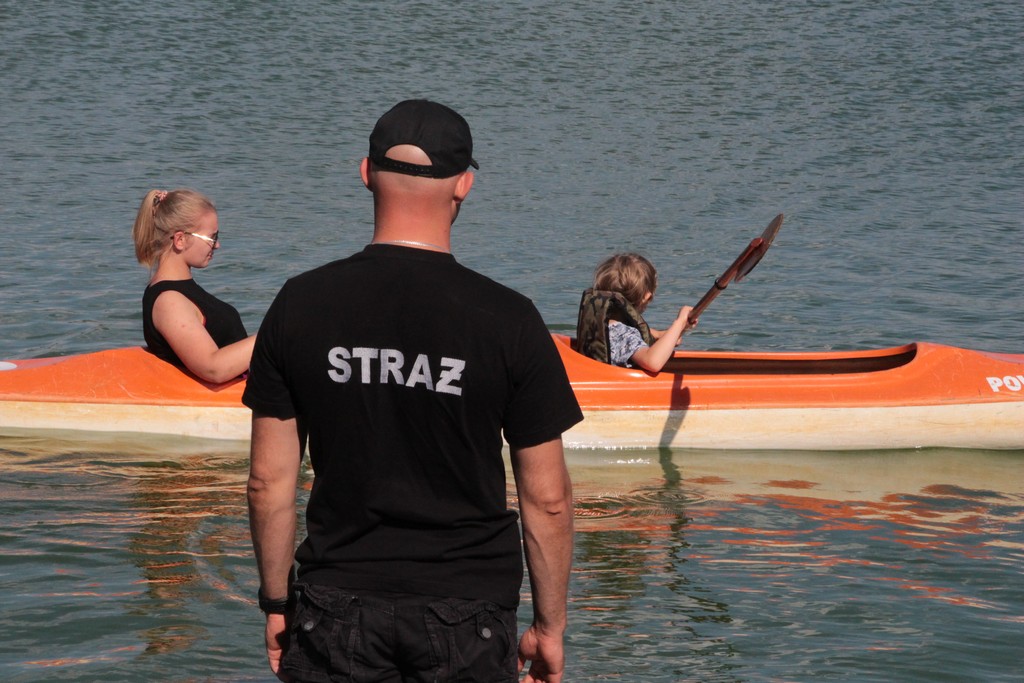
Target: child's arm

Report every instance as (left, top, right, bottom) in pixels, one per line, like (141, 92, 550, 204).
(629, 305, 695, 373)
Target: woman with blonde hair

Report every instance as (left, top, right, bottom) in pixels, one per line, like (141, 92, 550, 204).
(132, 188, 254, 383)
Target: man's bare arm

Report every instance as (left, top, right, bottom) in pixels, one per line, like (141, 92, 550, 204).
(248, 413, 302, 679)
(511, 437, 574, 683)
(248, 413, 302, 597)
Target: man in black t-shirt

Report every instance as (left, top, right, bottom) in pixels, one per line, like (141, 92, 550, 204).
(245, 99, 582, 683)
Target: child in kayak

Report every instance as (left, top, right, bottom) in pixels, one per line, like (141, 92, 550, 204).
(132, 188, 255, 383)
(576, 253, 695, 372)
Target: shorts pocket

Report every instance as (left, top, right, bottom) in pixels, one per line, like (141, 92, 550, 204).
(281, 584, 360, 682)
(425, 598, 517, 683)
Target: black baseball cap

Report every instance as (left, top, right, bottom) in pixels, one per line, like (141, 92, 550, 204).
(368, 99, 479, 178)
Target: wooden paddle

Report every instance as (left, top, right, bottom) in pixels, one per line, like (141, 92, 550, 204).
(688, 213, 784, 325)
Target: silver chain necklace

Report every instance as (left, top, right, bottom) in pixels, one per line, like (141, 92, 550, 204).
(375, 239, 449, 252)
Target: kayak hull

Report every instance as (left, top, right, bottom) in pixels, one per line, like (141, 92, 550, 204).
(549, 334, 1024, 450)
(0, 399, 252, 442)
(567, 403, 1023, 450)
(2, 337, 1023, 450)
(0, 347, 249, 441)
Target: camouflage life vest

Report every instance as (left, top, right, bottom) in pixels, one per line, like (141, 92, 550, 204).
(575, 288, 655, 364)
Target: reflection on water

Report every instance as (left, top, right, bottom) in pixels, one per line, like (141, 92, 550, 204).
(125, 452, 249, 658)
(1, 436, 1021, 681)
(0, 433, 261, 681)
(563, 449, 1024, 682)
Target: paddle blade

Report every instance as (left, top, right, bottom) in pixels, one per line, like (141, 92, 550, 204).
(735, 213, 783, 281)
(687, 213, 784, 325)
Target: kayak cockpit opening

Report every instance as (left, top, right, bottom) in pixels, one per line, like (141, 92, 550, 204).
(563, 335, 918, 376)
(660, 346, 918, 375)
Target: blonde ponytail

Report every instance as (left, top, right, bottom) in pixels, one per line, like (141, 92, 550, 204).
(132, 189, 216, 267)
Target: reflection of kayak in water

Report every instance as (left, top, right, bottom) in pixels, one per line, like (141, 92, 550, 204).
(567, 447, 1024, 507)
(2, 336, 1023, 450)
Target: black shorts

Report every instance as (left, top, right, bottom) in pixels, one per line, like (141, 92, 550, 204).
(281, 583, 518, 683)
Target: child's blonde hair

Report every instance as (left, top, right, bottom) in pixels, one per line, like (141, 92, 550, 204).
(132, 188, 216, 267)
(593, 253, 658, 309)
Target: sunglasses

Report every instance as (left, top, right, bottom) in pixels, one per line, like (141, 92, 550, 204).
(182, 231, 220, 247)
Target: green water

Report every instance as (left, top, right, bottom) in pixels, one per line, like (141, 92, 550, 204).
(2, 437, 1022, 681)
(1, 0, 1022, 680)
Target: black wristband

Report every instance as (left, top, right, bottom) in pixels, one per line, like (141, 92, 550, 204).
(257, 588, 292, 614)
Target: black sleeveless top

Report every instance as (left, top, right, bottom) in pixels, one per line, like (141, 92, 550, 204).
(142, 279, 247, 368)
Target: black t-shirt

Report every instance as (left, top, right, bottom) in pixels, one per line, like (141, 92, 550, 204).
(142, 279, 247, 369)
(243, 244, 583, 606)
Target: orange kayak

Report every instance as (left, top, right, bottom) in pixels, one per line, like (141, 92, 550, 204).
(0, 348, 249, 441)
(2, 336, 1023, 450)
